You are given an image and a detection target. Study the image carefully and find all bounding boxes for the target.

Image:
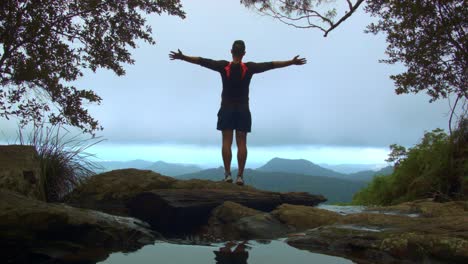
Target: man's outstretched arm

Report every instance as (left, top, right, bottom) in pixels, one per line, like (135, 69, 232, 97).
(169, 49, 201, 64)
(272, 55, 307, 68)
(169, 49, 225, 72)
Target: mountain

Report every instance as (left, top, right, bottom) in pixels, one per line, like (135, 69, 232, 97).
(258, 157, 346, 178)
(347, 166, 394, 182)
(95, 159, 154, 172)
(179, 168, 367, 204)
(146, 161, 202, 177)
(258, 158, 393, 182)
(319, 163, 388, 174)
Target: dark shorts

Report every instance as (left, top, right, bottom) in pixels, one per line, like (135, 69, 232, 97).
(217, 105, 252, 132)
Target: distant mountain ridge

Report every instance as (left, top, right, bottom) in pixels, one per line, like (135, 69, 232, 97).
(146, 161, 202, 176)
(257, 157, 392, 182)
(178, 168, 367, 204)
(96, 160, 202, 176)
(319, 163, 387, 174)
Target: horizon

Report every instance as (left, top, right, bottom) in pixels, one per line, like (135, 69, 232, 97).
(93, 155, 389, 171)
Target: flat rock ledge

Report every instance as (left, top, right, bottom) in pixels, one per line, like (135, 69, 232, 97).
(64, 169, 326, 235)
(287, 202, 468, 264)
(0, 189, 160, 264)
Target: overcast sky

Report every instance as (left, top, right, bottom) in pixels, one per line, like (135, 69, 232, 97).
(0, 1, 452, 167)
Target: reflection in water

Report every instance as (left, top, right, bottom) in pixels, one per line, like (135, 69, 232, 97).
(99, 239, 354, 264)
(214, 241, 249, 264)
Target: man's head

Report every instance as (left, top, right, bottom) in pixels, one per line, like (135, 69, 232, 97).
(231, 40, 246, 58)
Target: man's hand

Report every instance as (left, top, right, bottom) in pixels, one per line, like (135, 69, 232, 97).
(169, 49, 184, 60)
(292, 55, 307, 65)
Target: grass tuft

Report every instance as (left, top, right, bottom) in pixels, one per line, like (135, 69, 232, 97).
(18, 124, 104, 202)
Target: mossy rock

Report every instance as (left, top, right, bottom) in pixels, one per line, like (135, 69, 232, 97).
(64, 169, 176, 215)
(0, 189, 157, 263)
(271, 204, 342, 230)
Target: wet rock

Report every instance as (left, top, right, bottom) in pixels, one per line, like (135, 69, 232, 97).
(234, 213, 292, 239)
(204, 202, 291, 240)
(287, 201, 468, 264)
(0, 145, 45, 201)
(367, 199, 468, 218)
(0, 189, 159, 264)
(288, 225, 468, 264)
(271, 204, 343, 230)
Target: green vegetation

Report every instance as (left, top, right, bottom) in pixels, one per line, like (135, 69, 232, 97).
(18, 125, 103, 202)
(0, 1, 185, 133)
(353, 121, 468, 206)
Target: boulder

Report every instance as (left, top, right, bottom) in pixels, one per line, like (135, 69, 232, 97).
(0, 189, 159, 264)
(64, 169, 177, 216)
(204, 201, 291, 240)
(127, 189, 324, 234)
(0, 145, 45, 201)
(271, 204, 343, 230)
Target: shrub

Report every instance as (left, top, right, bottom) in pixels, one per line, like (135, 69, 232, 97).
(18, 125, 103, 202)
(352, 122, 467, 206)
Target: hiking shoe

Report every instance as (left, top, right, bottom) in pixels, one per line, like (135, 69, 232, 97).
(235, 176, 244, 186)
(224, 172, 233, 183)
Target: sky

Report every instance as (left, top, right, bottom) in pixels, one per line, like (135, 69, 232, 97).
(0, 1, 453, 168)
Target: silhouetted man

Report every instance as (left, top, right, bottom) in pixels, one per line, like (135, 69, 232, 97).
(169, 40, 306, 185)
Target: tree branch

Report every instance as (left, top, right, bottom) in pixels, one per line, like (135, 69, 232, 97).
(323, 0, 365, 37)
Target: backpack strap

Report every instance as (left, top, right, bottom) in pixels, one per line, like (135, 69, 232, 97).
(225, 62, 248, 79)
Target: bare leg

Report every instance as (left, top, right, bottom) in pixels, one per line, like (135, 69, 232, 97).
(236, 130, 247, 177)
(222, 130, 234, 175)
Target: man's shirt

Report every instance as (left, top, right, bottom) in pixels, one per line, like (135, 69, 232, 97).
(198, 58, 275, 105)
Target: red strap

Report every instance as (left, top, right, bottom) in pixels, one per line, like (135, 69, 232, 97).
(225, 62, 248, 79)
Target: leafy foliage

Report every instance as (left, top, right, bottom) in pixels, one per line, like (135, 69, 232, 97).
(365, 0, 467, 119)
(18, 124, 104, 202)
(0, 0, 185, 134)
(353, 124, 468, 205)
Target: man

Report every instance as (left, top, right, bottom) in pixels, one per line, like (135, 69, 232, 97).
(169, 40, 306, 185)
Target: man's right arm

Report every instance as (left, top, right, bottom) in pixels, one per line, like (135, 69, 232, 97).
(169, 49, 201, 65)
(169, 49, 225, 72)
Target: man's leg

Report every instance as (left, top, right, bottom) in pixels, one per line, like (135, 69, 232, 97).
(222, 130, 234, 177)
(236, 130, 247, 178)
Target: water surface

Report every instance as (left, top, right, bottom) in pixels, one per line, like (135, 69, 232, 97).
(99, 240, 354, 264)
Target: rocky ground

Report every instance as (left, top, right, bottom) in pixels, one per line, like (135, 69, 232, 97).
(1, 166, 467, 264)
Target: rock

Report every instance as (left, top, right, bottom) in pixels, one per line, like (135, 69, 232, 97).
(288, 225, 468, 264)
(65, 169, 325, 235)
(0, 189, 159, 263)
(0, 145, 45, 201)
(271, 204, 343, 230)
(286, 201, 468, 264)
(367, 199, 468, 217)
(127, 189, 324, 234)
(204, 201, 291, 240)
(234, 213, 292, 239)
(64, 169, 177, 216)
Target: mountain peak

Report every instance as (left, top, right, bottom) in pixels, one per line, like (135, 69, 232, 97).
(259, 157, 343, 177)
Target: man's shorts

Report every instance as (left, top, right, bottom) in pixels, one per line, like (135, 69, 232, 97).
(217, 105, 252, 132)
